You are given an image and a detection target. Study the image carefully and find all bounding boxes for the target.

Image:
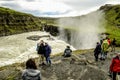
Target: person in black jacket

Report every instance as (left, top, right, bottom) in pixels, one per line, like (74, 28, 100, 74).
(94, 42, 101, 61)
(111, 38, 116, 52)
(63, 46, 72, 57)
(37, 40, 46, 65)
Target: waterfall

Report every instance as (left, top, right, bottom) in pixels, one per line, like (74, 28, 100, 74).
(0, 31, 75, 67)
(58, 11, 106, 49)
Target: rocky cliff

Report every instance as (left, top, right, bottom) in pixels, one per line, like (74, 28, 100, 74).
(0, 49, 117, 80)
(0, 7, 59, 36)
(100, 4, 120, 27)
(0, 7, 42, 36)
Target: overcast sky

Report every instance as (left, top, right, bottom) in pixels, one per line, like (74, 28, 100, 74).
(0, 0, 120, 17)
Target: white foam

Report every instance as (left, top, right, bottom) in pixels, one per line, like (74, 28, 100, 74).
(0, 31, 75, 67)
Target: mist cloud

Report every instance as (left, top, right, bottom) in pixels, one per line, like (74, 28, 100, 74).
(58, 11, 106, 49)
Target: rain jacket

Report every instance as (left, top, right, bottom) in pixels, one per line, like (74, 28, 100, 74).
(38, 43, 45, 55)
(94, 43, 101, 54)
(44, 45, 51, 57)
(110, 56, 120, 72)
(22, 69, 41, 80)
(101, 40, 109, 52)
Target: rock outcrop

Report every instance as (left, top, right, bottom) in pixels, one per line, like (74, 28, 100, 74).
(0, 49, 115, 80)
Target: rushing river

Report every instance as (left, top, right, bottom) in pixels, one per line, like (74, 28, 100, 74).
(0, 31, 75, 67)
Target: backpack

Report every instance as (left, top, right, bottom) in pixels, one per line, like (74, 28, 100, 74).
(65, 49, 72, 56)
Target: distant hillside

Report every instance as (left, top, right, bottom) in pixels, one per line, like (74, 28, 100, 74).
(100, 4, 120, 27)
(0, 7, 42, 36)
(100, 4, 120, 46)
(0, 7, 59, 36)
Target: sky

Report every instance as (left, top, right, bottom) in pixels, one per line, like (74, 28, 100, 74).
(0, 0, 120, 17)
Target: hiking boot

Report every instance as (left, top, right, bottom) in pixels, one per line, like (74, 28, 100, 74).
(42, 62, 46, 65)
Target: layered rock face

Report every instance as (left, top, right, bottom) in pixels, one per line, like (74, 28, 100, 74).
(0, 8, 42, 36)
(0, 7, 59, 36)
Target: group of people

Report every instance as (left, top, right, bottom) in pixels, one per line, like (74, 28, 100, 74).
(21, 37, 119, 80)
(21, 40, 73, 80)
(94, 37, 120, 80)
(94, 37, 116, 61)
(22, 40, 52, 80)
(36, 40, 52, 65)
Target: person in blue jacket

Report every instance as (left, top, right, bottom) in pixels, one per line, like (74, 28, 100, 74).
(44, 43, 52, 65)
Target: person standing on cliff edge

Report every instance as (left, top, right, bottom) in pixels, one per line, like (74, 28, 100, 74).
(36, 40, 46, 65)
(44, 42, 52, 66)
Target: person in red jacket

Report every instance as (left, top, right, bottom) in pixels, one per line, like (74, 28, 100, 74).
(110, 52, 120, 80)
(106, 37, 111, 46)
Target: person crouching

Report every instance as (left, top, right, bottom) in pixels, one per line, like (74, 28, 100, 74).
(63, 46, 72, 57)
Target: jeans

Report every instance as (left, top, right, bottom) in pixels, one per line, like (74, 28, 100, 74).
(100, 51, 107, 60)
(46, 56, 51, 64)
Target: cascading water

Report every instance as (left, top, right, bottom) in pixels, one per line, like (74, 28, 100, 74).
(0, 31, 75, 67)
(58, 11, 106, 49)
(0, 11, 106, 67)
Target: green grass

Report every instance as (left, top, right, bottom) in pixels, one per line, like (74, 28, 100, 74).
(105, 24, 120, 46)
(103, 4, 120, 46)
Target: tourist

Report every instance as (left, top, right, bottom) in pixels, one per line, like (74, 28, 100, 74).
(44, 43, 52, 65)
(100, 38, 109, 60)
(22, 58, 41, 80)
(110, 52, 120, 80)
(37, 40, 45, 65)
(107, 38, 111, 46)
(63, 46, 72, 57)
(111, 38, 116, 52)
(94, 42, 101, 61)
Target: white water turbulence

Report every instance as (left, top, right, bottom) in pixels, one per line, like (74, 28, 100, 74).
(0, 31, 75, 67)
(58, 11, 106, 49)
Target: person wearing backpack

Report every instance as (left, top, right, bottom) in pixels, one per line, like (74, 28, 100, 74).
(22, 58, 41, 80)
(63, 46, 72, 57)
(100, 39, 109, 60)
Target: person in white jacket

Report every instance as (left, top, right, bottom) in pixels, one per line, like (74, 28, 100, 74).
(22, 58, 41, 80)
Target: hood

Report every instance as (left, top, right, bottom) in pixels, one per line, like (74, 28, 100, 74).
(25, 69, 40, 77)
